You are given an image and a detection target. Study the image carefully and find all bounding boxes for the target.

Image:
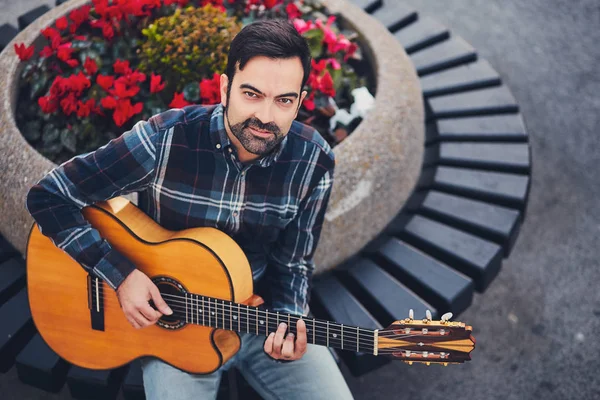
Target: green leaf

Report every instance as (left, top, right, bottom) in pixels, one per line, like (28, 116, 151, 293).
(183, 82, 200, 102)
(42, 123, 60, 144)
(60, 129, 77, 153)
(22, 120, 42, 142)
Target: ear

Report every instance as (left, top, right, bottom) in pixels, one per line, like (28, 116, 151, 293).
(220, 74, 229, 107)
(295, 90, 308, 118)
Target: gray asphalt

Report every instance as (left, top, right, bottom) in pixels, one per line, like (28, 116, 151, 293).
(1, 0, 599, 399)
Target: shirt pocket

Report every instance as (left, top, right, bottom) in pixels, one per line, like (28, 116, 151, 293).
(241, 207, 295, 245)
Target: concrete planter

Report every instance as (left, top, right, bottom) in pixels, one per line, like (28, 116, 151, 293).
(0, 0, 423, 274)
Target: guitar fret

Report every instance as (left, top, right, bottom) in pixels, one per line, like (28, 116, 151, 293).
(222, 300, 225, 329)
(357, 326, 359, 352)
(313, 318, 316, 345)
(247, 305, 250, 333)
(185, 293, 189, 323)
(256, 307, 259, 335)
(326, 321, 329, 347)
(341, 324, 344, 350)
(238, 304, 240, 332)
(202, 295, 205, 326)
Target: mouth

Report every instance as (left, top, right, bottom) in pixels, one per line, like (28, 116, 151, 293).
(248, 127, 274, 138)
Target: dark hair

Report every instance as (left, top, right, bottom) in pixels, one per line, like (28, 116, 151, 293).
(225, 19, 312, 97)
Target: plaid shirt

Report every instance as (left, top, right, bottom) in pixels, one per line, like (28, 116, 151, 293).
(26, 103, 335, 316)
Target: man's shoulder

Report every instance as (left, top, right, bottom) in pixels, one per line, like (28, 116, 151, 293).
(149, 104, 219, 131)
(288, 120, 335, 169)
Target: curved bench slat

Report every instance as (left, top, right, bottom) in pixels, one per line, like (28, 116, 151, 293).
(419, 190, 522, 256)
(311, 275, 389, 376)
(370, 3, 417, 33)
(368, 238, 473, 315)
(394, 16, 450, 54)
(419, 166, 530, 211)
(348, 0, 383, 14)
(67, 365, 127, 400)
(340, 257, 438, 322)
(427, 85, 519, 120)
(432, 114, 528, 143)
(400, 215, 503, 292)
(0, 24, 18, 52)
(0, 236, 18, 264)
(0, 258, 26, 307)
(430, 142, 531, 174)
(16, 333, 69, 393)
(410, 36, 477, 76)
(0, 288, 35, 373)
(17, 5, 51, 31)
(421, 59, 502, 98)
(122, 360, 145, 400)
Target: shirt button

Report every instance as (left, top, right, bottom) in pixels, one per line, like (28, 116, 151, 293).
(228, 148, 233, 153)
(216, 144, 221, 149)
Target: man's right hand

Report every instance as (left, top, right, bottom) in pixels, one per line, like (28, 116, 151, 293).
(116, 269, 173, 329)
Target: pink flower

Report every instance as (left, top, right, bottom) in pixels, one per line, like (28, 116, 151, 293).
(286, 2, 301, 19)
(293, 18, 313, 35)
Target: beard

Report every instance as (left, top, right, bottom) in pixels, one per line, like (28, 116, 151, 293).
(224, 104, 284, 156)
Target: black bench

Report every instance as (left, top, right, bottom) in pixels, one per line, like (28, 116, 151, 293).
(0, 0, 532, 398)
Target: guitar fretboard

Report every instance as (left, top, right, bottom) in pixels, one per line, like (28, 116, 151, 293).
(173, 293, 377, 354)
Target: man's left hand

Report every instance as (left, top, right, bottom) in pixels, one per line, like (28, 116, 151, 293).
(264, 319, 307, 361)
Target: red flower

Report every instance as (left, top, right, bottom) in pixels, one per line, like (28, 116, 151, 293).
(77, 98, 96, 118)
(55, 16, 69, 30)
(41, 27, 60, 41)
(97, 74, 115, 91)
(14, 43, 35, 61)
(102, 23, 115, 40)
(286, 2, 301, 19)
(303, 92, 315, 111)
(199, 73, 221, 104)
(40, 46, 54, 58)
(50, 76, 69, 97)
(66, 72, 91, 95)
(169, 92, 192, 108)
(111, 79, 140, 98)
(101, 96, 118, 109)
(150, 73, 166, 93)
(66, 59, 79, 67)
(69, 5, 91, 27)
(60, 93, 78, 116)
(56, 43, 75, 63)
(263, 0, 282, 9)
(112, 99, 143, 127)
(38, 95, 58, 114)
(317, 70, 335, 97)
(113, 59, 132, 75)
(84, 57, 98, 75)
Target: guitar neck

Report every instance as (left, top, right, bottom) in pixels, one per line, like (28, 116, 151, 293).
(168, 293, 378, 355)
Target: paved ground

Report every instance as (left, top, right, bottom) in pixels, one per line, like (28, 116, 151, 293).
(1, 0, 599, 399)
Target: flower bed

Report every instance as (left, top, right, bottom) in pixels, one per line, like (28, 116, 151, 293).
(13, 0, 375, 164)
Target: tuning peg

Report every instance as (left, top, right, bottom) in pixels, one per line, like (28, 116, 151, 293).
(441, 312, 453, 322)
(426, 309, 432, 321)
(407, 361, 413, 366)
(409, 309, 414, 320)
(426, 362, 431, 366)
(443, 362, 449, 367)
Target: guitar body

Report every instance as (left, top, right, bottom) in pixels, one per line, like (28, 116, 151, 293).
(26, 197, 254, 374)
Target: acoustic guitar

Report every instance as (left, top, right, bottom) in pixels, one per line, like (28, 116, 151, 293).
(26, 197, 475, 374)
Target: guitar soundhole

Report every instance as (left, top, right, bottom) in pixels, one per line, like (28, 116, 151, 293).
(151, 276, 187, 330)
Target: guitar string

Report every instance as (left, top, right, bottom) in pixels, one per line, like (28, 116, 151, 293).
(92, 293, 441, 340)
(92, 295, 459, 343)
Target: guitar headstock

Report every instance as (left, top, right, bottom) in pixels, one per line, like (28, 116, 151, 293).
(376, 310, 475, 366)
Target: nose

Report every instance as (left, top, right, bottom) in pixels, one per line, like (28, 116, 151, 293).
(254, 101, 275, 126)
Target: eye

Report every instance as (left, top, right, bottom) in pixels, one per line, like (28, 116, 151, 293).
(244, 91, 258, 98)
(279, 98, 293, 105)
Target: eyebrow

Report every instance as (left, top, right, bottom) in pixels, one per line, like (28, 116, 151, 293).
(239, 83, 299, 99)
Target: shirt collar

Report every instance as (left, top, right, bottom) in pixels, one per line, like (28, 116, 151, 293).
(209, 103, 288, 168)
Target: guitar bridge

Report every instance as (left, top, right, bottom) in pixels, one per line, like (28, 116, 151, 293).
(87, 274, 105, 331)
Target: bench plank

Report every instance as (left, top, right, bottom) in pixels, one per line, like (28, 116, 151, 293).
(394, 16, 450, 54)
(0, 236, 19, 264)
(17, 5, 51, 31)
(431, 142, 531, 173)
(67, 365, 127, 400)
(0, 23, 18, 52)
(430, 114, 528, 143)
(421, 59, 501, 98)
(0, 258, 26, 307)
(427, 86, 519, 120)
(371, 239, 473, 315)
(16, 333, 69, 393)
(341, 257, 437, 323)
(370, 3, 417, 33)
(400, 215, 503, 291)
(410, 36, 477, 76)
(0, 288, 35, 373)
(311, 275, 389, 376)
(122, 360, 144, 400)
(348, 0, 382, 13)
(419, 166, 530, 210)
(419, 190, 522, 256)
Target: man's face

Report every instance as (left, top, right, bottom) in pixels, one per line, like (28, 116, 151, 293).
(219, 56, 307, 158)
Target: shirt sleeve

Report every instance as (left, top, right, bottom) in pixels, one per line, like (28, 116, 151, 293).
(266, 167, 334, 316)
(25, 117, 161, 290)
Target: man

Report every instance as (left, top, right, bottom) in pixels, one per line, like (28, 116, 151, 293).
(26, 19, 354, 400)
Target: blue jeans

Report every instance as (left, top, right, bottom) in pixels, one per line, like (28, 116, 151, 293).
(140, 332, 354, 400)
